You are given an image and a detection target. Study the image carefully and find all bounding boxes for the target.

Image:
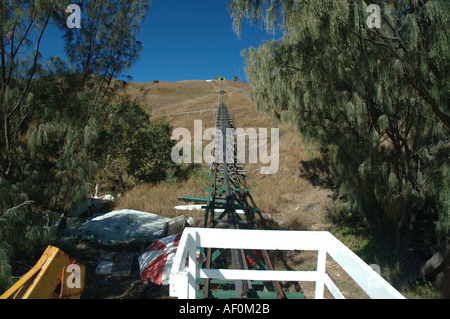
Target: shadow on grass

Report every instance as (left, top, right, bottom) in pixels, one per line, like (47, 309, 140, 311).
(166, 163, 209, 184)
(299, 158, 337, 190)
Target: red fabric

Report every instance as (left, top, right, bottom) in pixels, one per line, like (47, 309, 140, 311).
(139, 233, 182, 285)
(246, 250, 263, 267)
(140, 252, 169, 285)
(144, 233, 181, 252)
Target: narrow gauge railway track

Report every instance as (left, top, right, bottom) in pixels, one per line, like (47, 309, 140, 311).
(198, 80, 287, 299)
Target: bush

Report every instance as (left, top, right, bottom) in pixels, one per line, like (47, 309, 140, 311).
(126, 118, 176, 184)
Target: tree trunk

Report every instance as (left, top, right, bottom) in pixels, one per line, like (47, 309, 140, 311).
(399, 233, 450, 292)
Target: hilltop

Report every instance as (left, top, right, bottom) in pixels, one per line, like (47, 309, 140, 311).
(118, 79, 273, 129)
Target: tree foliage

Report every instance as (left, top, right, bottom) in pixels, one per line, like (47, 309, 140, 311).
(0, 0, 151, 212)
(0, 0, 179, 292)
(229, 0, 449, 251)
(126, 117, 176, 184)
(95, 96, 176, 191)
(56, 0, 149, 94)
(0, 201, 60, 291)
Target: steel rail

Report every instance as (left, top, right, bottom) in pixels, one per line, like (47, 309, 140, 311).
(201, 79, 286, 299)
(203, 160, 217, 298)
(219, 101, 250, 298)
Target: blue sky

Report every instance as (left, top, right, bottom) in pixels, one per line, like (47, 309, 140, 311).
(40, 0, 278, 83)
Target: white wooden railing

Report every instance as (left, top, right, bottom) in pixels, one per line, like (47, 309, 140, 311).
(169, 228, 405, 299)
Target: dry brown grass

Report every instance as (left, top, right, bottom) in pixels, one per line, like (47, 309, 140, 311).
(246, 125, 333, 231)
(113, 166, 209, 227)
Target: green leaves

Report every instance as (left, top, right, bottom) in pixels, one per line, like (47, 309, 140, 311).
(231, 0, 450, 248)
(57, 0, 150, 89)
(1, 0, 153, 211)
(0, 201, 60, 291)
(0, 0, 157, 292)
(126, 118, 176, 185)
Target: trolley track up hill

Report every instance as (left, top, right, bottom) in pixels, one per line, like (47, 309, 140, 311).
(180, 80, 299, 299)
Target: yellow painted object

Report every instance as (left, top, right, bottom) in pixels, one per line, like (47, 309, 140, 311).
(0, 245, 85, 299)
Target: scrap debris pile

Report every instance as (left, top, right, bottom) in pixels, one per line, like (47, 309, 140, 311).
(58, 201, 190, 298)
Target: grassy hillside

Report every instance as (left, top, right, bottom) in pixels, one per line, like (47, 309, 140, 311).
(114, 79, 333, 232)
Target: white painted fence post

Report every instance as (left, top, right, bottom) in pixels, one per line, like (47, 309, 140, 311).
(315, 248, 326, 299)
(187, 231, 197, 299)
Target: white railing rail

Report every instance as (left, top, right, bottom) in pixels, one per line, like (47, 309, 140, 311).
(169, 228, 405, 299)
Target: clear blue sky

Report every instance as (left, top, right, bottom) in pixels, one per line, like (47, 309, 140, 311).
(40, 0, 278, 83)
